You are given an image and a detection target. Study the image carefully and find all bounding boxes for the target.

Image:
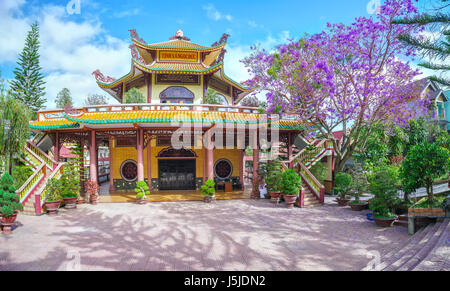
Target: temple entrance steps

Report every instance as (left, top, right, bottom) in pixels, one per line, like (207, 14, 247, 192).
(362, 218, 449, 271)
(302, 184, 321, 207)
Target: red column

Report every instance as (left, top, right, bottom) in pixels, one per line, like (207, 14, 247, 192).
(203, 145, 207, 183)
(146, 73, 152, 103)
(251, 129, 260, 199)
(109, 136, 115, 192)
(137, 128, 144, 181)
(147, 137, 152, 190)
(89, 130, 97, 183)
(206, 130, 214, 180)
(288, 133, 293, 168)
(54, 132, 60, 162)
(239, 149, 244, 189)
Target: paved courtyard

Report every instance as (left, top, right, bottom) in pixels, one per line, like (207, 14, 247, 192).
(0, 198, 409, 271)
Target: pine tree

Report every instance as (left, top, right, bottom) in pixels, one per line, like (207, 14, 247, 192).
(393, 0, 450, 87)
(55, 88, 73, 108)
(9, 22, 46, 113)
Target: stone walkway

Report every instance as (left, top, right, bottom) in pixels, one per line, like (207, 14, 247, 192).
(0, 198, 409, 271)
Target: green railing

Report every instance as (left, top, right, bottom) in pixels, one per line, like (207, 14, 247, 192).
(39, 163, 64, 207)
(297, 162, 325, 203)
(26, 141, 58, 169)
(301, 139, 327, 168)
(16, 163, 46, 204)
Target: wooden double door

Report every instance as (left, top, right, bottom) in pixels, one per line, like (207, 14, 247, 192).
(158, 159, 196, 190)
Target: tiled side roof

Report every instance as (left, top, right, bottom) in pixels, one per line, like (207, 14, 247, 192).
(29, 118, 79, 130)
(148, 39, 210, 49)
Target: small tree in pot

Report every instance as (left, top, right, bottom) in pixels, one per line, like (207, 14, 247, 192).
(0, 173, 23, 234)
(281, 169, 302, 209)
(333, 172, 352, 206)
(265, 158, 283, 201)
(201, 179, 216, 203)
(135, 181, 150, 204)
(59, 162, 80, 209)
(369, 170, 398, 227)
(349, 164, 369, 211)
(45, 178, 61, 216)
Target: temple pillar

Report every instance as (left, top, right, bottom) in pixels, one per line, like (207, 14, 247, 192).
(80, 138, 86, 197)
(239, 149, 244, 190)
(288, 133, 294, 168)
(206, 130, 214, 181)
(251, 129, 260, 199)
(147, 137, 152, 190)
(203, 145, 207, 183)
(146, 73, 152, 103)
(137, 128, 144, 182)
(109, 136, 115, 192)
(89, 130, 97, 183)
(54, 132, 60, 162)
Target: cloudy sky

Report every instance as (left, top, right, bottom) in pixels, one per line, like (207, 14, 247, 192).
(0, 0, 436, 109)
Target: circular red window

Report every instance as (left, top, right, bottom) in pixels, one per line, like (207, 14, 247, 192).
(214, 159, 233, 179)
(120, 160, 138, 182)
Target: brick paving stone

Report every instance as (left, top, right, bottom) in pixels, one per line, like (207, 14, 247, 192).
(0, 199, 413, 271)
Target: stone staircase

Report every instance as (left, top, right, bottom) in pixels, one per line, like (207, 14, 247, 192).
(302, 182, 321, 207)
(21, 177, 49, 216)
(365, 218, 449, 271)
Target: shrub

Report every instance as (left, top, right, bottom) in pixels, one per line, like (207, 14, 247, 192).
(281, 169, 302, 195)
(265, 158, 283, 192)
(12, 165, 33, 189)
(1, 205, 14, 217)
(46, 178, 61, 202)
(310, 162, 328, 184)
(0, 172, 23, 216)
(350, 164, 368, 203)
(201, 179, 215, 197)
(369, 170, 398, 218)
(134, 181, 150, 200)
(334, 172, 352, 200)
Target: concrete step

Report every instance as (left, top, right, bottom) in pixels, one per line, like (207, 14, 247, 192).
(383, 222, 440, 271)
(397, 219, 448, 271)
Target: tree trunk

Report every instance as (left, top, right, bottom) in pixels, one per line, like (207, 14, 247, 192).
(8, 152, 13, 175)
(426, 181, 434, 206)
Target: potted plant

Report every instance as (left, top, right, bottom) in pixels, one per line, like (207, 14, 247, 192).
(86, 180, 100, 205)
(349, 164, 369, 211)
(135, 181, 150, 204)
(333, 172, 352, 206)
(281, 169, 302, 209)
(0, 173, 23, 234)
(59, 163, 80, 209)
(369, 170, 398, 227)
(44, 178, 61, 216)
(265, 159, 283, 202)
(201, 179, 216, 203)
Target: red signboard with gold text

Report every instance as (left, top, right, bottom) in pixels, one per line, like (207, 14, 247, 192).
(159, 51, 198, 62)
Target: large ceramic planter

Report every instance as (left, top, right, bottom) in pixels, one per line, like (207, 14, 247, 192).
(90, 195, 99, 205)
(270, 192, 281, 204)
(336, 198, 350, 206)
(1, 214, 17, 235)
(374, 216, 397, 227)
(203, 195, 216, 203)
(45, 200, 61, 216)
(284, 195, 298, 209)
(136, 199, 148, 205)
(350, 202, 368, 211)
(63, 197, 78, 209)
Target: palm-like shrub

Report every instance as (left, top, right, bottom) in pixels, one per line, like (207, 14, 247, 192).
(135, 181, 150, 200)
(281, 169, 302, 195)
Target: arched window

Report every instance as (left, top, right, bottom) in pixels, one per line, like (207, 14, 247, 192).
(216, 94, 229, 105)
(160, 86, 194, 104)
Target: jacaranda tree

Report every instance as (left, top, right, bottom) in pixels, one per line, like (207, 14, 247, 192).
(243, 0, 428, 172)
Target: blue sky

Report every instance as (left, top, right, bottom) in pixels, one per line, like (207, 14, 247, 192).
(0, 0, 435, 108)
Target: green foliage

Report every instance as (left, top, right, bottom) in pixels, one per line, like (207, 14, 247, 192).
(134, 180, 150, 200)
(334, 172, 352, 199)
(204, 89, 224, 105)
(437, 130, 450, 150)
(124, 88, 146, 104)
(55, 88, 73, 108)
(46, 178, 62, 202)
(201, 179, 216, 197)
(350, 164, 368, 203)
(413, 196, 446, 209)
(9, 22, 46, 114)
(12, 165, 33, 189)
(264, 158, 283, 192)
(281, 169, 302, 195)
(310, 162, 328, 184)
(0, 172, 22, 216)
(369, 170, 398, 218)
(400, 142, 450, 205)
(85, 94, 108, 106)
(59, 146, 83, 199)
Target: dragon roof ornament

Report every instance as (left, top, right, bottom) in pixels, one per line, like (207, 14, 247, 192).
(92, 70, 116, 84)
(129, 29, 146, 44)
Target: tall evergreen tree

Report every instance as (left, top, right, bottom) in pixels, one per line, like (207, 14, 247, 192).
(9, 22, 46, 113)
(55, 88, 73, 108)
(393, 0, 450, 87)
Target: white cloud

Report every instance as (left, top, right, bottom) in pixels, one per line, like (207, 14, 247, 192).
(113, 8, 140, 19)
(0, 1, 130, 108)
(203, 4, 232, 22)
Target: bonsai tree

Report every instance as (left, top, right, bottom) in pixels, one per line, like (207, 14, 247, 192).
(369, 170, 398, 219)
(333, 172, 352, 200)
(265, 158, 283, 193)
(350, 164, 368, 204)
(400, 142, 450, 207)
(0, 172, 23, 217)
(201, 179, 216, 197)
(281, 169, 302, 196)
(135, 181, 150, 201)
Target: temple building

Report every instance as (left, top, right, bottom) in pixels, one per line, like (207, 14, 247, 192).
(24, 30, 332, 212)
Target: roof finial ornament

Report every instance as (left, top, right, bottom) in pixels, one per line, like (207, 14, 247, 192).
(211, 33, 230, 47)
(129, 29, 146, 44)
(169, 29, 191, 41)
